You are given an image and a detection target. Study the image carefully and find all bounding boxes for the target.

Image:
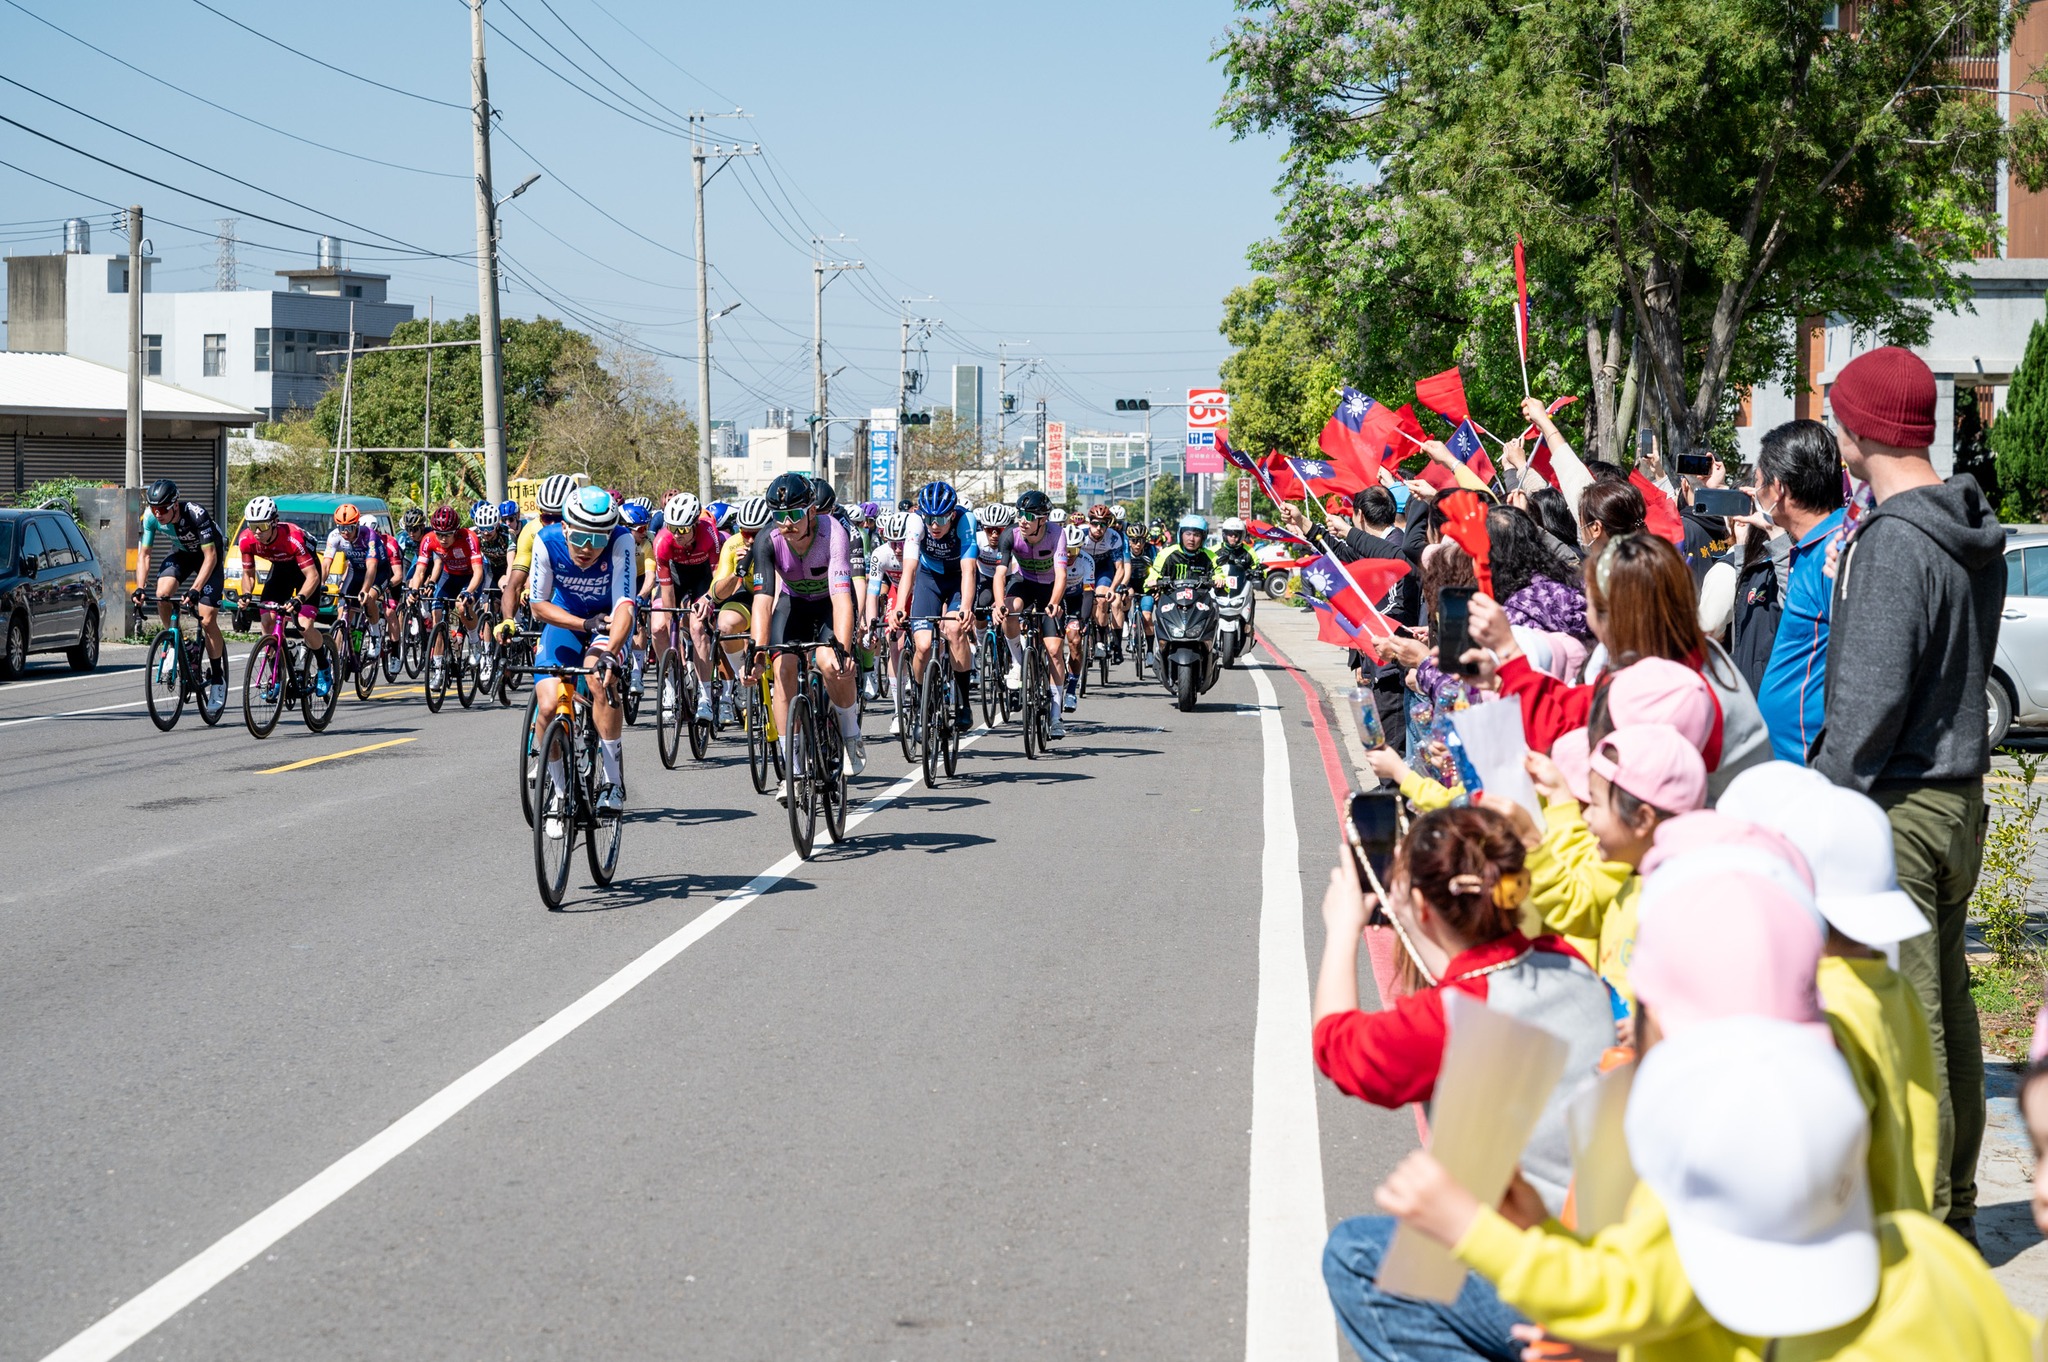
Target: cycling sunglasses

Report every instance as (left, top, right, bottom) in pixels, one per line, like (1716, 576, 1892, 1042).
(565, 529, 609, 552)
(772, 506, 810, 524)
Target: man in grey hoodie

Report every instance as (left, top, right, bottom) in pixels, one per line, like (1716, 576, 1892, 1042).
(1812, 345, 2006, 1242)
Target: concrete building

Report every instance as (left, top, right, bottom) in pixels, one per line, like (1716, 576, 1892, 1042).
(716, 426, 813, 497)
(4, 230, 413, 423)
(952, 364, 982, 434)
(1738, 14, 2048, 475)
(0, 351, 256, 520)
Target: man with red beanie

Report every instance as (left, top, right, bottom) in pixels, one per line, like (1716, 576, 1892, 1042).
(1812, 344, 2005, 1245)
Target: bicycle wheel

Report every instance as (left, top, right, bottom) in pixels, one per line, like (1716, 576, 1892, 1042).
(896, 669, 917, 764)
(655, 648, 683, 770)
(920, 668, 943, 789)
(1077, 622, 1092, 699)
(532, 713, 577, 909)
(683, 658, 711, 761)
(381, 621, 402, 683)
(621, 654, 643, 727)
(979, 632, 1000, 728)
(242, 637, 285, 738)
(819, 697, 848, 845)
(354, 629, 379, 699)
(784, 692, 817, 859)
(585, 717, 623, 887)
(1022, 671, 1039, 760)
(301, 640, 340, 732)
(518, 690, 541, 827)
(454, 627, 478, 709)
(144, 631, 185, 731)
(424, 621, 451, 713)
(943, 678, 961, 777)
(744, 683, 774, 794)
(195, 642, 228, 726)
(402, 608, 426, 679)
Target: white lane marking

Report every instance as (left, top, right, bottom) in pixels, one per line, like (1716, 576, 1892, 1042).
(38, 732, 984, 1362)
(0, 699, 148, 729)
(0, 665, 142, 692)
(1243, 652, 1336, 1362)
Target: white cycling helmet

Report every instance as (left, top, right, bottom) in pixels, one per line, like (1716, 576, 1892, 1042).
(243, 496, 277, 524)
(664, 491, 700, 526)
(980, 503, 1016, 529)
(538, 473, 581, 515)
(1063, 524, 1085, 548)
(1111, 505, 1127, 522)
(881, 511, 909, 541)
(1049, 508, 1067, 524)
(735, 496, 772, 531)
(563, 485, 619, 533)
(472, 503, 500, 530)
(361, 514, 379, 532)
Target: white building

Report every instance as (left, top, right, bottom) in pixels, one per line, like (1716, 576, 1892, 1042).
(4, 230, 413, 423)
(716, 426, 813, 497)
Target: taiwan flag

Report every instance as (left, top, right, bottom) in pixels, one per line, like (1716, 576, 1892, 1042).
(1446, 418, 1498, 484)
(1320, 387, 1402, 483)
(1309, 597, 1371, 656)
(1415, 367, 1471, 425)
(1301, 553, 1406, 639)
(1287, 454, 1367, 497)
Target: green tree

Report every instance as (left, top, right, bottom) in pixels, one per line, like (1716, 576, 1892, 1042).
(529, 342, 696, 495)
(312, 314, 592, 496)
(1216, 0, 2044, 459)
(1218, 277, 1347, 460)
(1992, 295, 2048, 522)
(901, 409, 984, 487)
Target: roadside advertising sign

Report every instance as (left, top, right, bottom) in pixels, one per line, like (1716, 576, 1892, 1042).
(1186, 387, 1228, 473)
(1046, 421, 1067, 495)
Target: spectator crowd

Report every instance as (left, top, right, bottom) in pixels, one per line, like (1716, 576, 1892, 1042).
(1289, 346, 2046, 1359)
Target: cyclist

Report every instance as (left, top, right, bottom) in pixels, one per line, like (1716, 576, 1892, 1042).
(530, 486, 637, 820)
(473, 503, 508, 597)
(749, 471, 866, 782)
(973, 502, 1014, 636)
(889, 480, 979, 732)
(504, 472, 582, 623)
(1079, 506, 1130, 664)
(408, 505, 485, 689)
(710, 495, 769, 724)
(1147, 514, 1228, 589)
(361, 513, 406, 654)
(993, 489, 1068, 738)
(864, 511, 909, 720)
(134, 477, 228, 706)
(1058, 522, 1094, 713)
(323, 502, 391, 671)
(1121, 513, 1159, 660)
(233, 496, 334, 697)
(498, 498, 523, 543)
(654, 491, 721, 724)
(617, 499, 657, 700)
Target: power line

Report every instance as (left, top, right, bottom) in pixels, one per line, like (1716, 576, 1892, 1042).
(482, 4, 691, 141)
(185, 0, 467, 110)
(493, 123, 696, 263)
(530, 0, 693, 127)
(0, 76, 463, 257)
(1, 0, 465, 180)
(580, 0, 737, 108)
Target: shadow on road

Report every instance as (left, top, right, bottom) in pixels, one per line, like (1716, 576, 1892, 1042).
(578, 870, 812, 911)
(813, 829, 994, 860)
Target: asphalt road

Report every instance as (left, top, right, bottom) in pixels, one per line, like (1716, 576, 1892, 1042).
(1, 636, 1416, 1361)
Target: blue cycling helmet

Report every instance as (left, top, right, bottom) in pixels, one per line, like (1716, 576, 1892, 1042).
(916, 481, 959, 519)
(498, 499, 519, 522)
(619, 501, 651, 528)
(707, 499, 731, 526)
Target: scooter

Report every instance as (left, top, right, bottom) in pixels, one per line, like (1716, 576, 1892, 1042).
(1214, 570, 1257, 669)
(1153, 581, 1220, 712)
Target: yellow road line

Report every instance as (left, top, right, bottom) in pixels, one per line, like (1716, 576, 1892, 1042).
(259, 737, 416, 774)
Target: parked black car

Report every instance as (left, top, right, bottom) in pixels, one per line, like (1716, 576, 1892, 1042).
(0, 507, 103, 679)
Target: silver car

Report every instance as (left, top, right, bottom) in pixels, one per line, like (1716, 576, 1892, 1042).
(1992, 531, 2048, 746)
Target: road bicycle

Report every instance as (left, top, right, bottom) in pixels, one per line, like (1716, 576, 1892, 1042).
(1124, 593, 1152, 682)
(977, 611, 1006, 729)
(907, 615, 965, 789)
(399, 589, 432, 680)
(1011, 606, 1055, 760)
(521, 658, 626, 910)
(141, 593, 228, 730)
(423, 589, 480, 713)
(728, 631, 784, 796)
(652, 602, 716, 768)
(330, 593, 385, 701)
(240, 598, 338, 738)
(757, 638, 850, 860)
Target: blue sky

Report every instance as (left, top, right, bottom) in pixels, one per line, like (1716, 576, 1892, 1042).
(0, 0, 1283, 435)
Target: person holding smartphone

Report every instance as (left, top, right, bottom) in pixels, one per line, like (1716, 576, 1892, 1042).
(1313, 805, 1615, 1362)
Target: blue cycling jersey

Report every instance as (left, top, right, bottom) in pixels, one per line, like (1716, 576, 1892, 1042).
(906, 507, 980, 575)
(530, 522, 636, 625)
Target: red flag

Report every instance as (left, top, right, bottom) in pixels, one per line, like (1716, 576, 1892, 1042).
(1517, 394, 1579, 487)
(1514, 237, 1530, 360)
(1415, 367, 1470, 425)
(1320, 388, 1402, 484)
(1440, 490, 1494, 596)
(1394, 403, 1429, 448)
(1342, 555, 1413, 603)
(1313, 598, 1368, 652)
(1630, 469, 1686, 545)
(1416, 461, 1460, 492)
(1261, 452, 1307, 500)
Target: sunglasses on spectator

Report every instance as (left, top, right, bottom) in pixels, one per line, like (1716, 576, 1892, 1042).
(566, 529, 608, 552)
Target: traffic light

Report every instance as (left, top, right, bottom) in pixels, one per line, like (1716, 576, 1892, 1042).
(1114, 398, 1150, 412)
(900, 410, 933, 426)
(1001, 392, 1017, 414)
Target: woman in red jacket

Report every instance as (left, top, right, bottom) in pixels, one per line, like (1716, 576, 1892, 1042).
(1317, 806, 1614, 1362)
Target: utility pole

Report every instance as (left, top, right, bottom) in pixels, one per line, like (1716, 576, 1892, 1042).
(124, 205, 143, 489)
(894, 302, 939, 508)
(691, 112, 760, 503)
(994, 344, 1034, 499)
(811, 238, 862, 486)
(469, 0, 507, 504)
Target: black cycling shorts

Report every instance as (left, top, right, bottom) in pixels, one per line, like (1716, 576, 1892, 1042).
(162, 549, 225, 607)
(1005, 578, 1059, 637)
(769, 593, 837, 648)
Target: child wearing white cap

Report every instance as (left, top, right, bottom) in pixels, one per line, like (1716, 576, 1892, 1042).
(1719, 762, 1940, 1220)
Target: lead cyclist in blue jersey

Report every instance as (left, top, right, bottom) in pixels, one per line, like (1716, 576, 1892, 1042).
(887, 480, 979, 730)
(523, 485, 638, 820)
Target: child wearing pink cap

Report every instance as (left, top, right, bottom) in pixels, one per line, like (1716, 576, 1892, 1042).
(1498, 724, 1708, 1001)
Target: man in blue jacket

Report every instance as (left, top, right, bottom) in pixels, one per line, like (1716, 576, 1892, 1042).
(1753, 418, 1847, 761)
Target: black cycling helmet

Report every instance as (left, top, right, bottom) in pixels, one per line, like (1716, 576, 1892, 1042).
(897, 498, 912, 511)
(145, 477, 179, 508)
(809, 476, 837, 516)
(765, 471, 815, 512)
(402, 507, 426, 533)
(1015, 489, 1051, 518)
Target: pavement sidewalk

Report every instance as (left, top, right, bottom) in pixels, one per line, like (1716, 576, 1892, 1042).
(1255, 601, 2048, 1312)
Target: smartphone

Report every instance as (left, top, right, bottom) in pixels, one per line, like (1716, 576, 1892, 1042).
(1345, 790, 1403, 902)
(1677, 450, 1716, 478)
(1437, 585, 1478, 676)
(1691, 487, 1751, 518)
